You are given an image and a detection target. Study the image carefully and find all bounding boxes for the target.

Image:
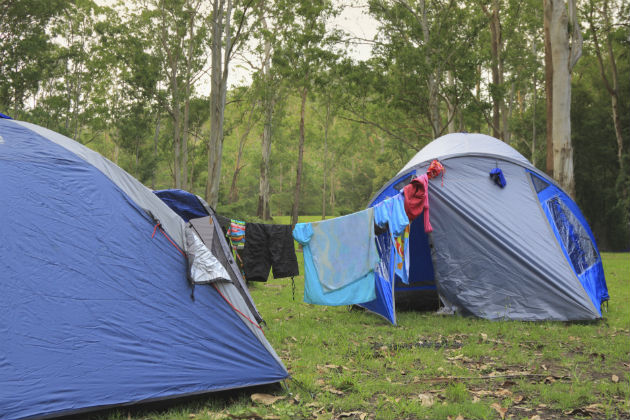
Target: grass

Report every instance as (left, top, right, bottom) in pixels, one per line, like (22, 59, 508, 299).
(103, 226, 629, 419)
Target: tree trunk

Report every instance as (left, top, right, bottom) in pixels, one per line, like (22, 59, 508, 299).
(504, 82, 515, 144)
(549, 0, 582, 197)
(322, 101, 331, 219)
(257, 98, 274, 219)
(181, 10, 196, 191)
(230, 102, 256, 204)
(590, 0, 624, 169)
(446, 71, 456, 133)
(330, 167, 336, 217)
(172, 86, 181, 189)
(532, 65, 537, 167)
(486, 0, 503, 140)
(206, 0, 232, 208)
(543, 0, 554, 175)
(152, 112, 161, 190)
(229, 127, 244, 203)
(420, 0, 440, 138)
(291, 86, 308, 227)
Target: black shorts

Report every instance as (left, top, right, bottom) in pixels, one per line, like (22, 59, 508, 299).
(241, 223, 299, 282)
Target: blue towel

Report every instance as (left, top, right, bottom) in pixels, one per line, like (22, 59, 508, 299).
(293, 208, 378, 306)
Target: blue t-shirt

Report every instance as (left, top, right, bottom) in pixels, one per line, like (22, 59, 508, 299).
(293, 213, 377, 306)
(374, 193, 410, 283)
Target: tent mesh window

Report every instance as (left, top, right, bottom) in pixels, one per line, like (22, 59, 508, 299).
(530, 173, 550, 193)
(547, 197, 598, 275)
(393, 174, 415, 192)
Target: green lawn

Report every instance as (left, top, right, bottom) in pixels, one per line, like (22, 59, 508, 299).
(108, 248, 629, 420)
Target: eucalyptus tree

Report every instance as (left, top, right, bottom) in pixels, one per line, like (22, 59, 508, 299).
(0, 0, 66, 118)
(146, 0, 208, 190)
(543, 0, 582, 196)
(206, 0, 258, 207)
(585, 0, 625, 170)
(47, 0, 116, 142)
(272, 0, 341, 226)
(96, 5, 163, 179)
(359, 0, 483, 145)
(244, 0, 287, 219)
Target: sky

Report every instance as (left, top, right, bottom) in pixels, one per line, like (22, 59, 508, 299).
(93, 0, 379, 92)
(226, 0, 379, 88)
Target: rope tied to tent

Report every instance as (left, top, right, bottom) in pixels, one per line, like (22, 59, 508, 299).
(152, 222, 186, 258)
(212, 283, 264, 333)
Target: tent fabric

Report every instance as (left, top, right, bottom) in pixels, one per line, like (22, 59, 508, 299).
(366, 132, 607, 323)
(358, 227, 397, 324)
(152, 189, 264, 324)
(397, 132, 530, 176)
(155, 189, 210, 222)
(189, 216, 263, 324)
(185, 225, 231, 284)
(0, 119, 288, 420)
(14, 121, 269, 349)
(13, 120, 186, 249)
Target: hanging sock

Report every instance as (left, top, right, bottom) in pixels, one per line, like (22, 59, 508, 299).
(490, 167, 507, 188)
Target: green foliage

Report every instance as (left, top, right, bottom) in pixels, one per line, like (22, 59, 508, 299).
(1, 0, 628, 249)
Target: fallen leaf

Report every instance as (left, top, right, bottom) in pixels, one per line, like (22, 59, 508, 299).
(323, 386, 344, 395)
(529, 416, 541, 420)
(189, 415, 196, 419)
(496, 388, 512, 397)
(472, 396, 480, 403)
(491, 403, 507, 420)
(472, 390, 495, 397)
(513, 395, 524, 404)
(360, 414, 368, 420)
(456, 415, 464, 420)
(612, 374, 619, 383)
(250, 393, 285, 405)
(537, 403, 547, 408)
(584, 403, 603, 413)
(544, 376, 555, 384)
(338, 411, 362, 418)
(481, 333, 488, 341)
(541, 364, 547, 371)
(563, 408, 591, 416)
(417, 393, 435, 407)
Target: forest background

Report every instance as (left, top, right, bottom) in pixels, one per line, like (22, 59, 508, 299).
(1, 0, 628, 250)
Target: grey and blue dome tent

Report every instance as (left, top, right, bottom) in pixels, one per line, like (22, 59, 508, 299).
(0, 118, 288, 420)
(360, 133, 608, 324)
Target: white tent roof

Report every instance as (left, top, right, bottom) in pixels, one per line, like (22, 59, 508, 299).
(397, 132, 531, 176)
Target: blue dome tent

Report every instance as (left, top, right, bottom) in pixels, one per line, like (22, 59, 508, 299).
(361, 133, 608, 324)
(0, 118, 288, 420)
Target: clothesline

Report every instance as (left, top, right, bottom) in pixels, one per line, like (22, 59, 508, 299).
(292, 159, 444, 308)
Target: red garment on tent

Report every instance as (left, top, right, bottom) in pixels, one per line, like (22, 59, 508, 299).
(403, 174, 432, 233)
